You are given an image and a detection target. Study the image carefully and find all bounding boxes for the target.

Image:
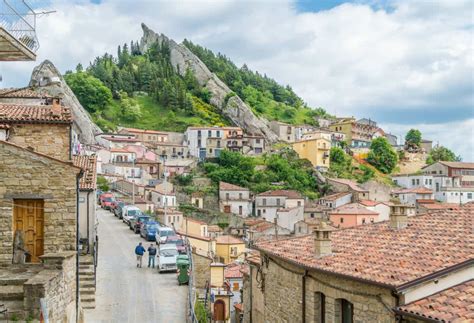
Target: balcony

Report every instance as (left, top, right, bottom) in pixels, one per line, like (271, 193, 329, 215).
(0, 1, 39, 61)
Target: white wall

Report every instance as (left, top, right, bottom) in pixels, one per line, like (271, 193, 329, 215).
(276, 207, 304, 232)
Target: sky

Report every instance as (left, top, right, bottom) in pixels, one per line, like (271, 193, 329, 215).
(0, 0, 473, 160)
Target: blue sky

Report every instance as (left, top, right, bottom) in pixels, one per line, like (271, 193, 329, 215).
(0, 0, 472, 159)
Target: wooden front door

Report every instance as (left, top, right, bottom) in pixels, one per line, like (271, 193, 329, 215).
(224, 205, 231, 213)
(13, 200, 44, 262)
(214, 300, 226, 321)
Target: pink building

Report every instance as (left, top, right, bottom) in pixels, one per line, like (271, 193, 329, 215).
(125, 145, 157, 161)
(329, 203, 379, 228)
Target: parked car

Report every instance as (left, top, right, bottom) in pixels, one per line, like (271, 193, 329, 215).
(101, 196, 115, 210)
(157, 244, 178, 273)
(155, 227, 175, 244)
(122, 206, 141, 225)
(130, 215, 151, 233)
(114, 201, 127, 218)
(164, 235, 186, 254)
(99, 192, 114, 208)
(141, 221, 160, 241)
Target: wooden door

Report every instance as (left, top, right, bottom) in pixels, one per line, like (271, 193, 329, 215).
(214, 300, 226, 321)
(224, 205, 231, 213)
(13, 200, 44, 262)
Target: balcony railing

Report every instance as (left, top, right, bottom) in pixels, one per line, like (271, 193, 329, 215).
(0, 1, 39, 53)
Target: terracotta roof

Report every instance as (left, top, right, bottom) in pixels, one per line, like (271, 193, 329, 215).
(395, 280, 474, 322)
(215, 235, 244, 245)
(0, 124, 9, 129)
(102, 136, 139, 142)
(225, 263, 248, 279)
(329, 203, 378, 215)
(135, 157, 158, 164)
(438, 161, 474, 169)
(207, 225, 223, 232)
(110, 148, 132, 153)
(249, 221, 276, 233)
(359, 200, 380, 207)
(72, 155, 97, 190)
(419, 203, 461, 210)
(0, 88, 51, 98)
(219, 181, 248, 191)
(246, 254, 261, 266)
(328, 178, 368, 192)
(0, 103, 72, 124)
(122, 127, 169, 135)
(321, 192, 352, 201)
(234, 303, 243, 311)
(244, 218, 266, 227)
(258, 190, 303, 199)
(393, 187, 433, 194)
(255, 204, 474, 288)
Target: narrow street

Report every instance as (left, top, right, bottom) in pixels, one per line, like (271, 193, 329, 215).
(84, 208, 187, 323)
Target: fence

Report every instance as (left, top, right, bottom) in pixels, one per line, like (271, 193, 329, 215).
(187, 237, 199, 322)
(0, 0, 39, 52)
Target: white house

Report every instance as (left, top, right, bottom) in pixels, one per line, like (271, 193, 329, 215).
(147, 187, 176, 208)
(358, 200, 392, 221)
(185, 126, 242, 159)
(318, 192, 352, 209)
(255, 190, 304, 227)
(392, 187, 434, 206)
(219, 182, 252, 217)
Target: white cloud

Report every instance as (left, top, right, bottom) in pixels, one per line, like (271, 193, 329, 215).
(0, 0, 472, 159)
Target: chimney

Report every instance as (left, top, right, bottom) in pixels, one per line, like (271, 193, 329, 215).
(390, 205, 408, 229)
(314, 222, 333, 257)
(51, 98, 62, 117)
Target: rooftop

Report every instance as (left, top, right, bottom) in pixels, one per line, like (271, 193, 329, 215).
(329, 203, 378, 216)
(0, 88, 51, 99)
(255, 204, 474, 288)
(224, 263, 248, 279)
(359, 200, 381, 207)
(321, 192, 352, 201)
(72, 155, 97, 190)
(215, 235, 244, 245)
(219, 181, 248, 191)
(393, 187, 433, 194)
(395, 280, 474, 322)
(438, 161, 474, 169)
(327, 178, 368, 192)
(258, 189, 303, 199)
(121, 127, 169, 135)
(0, 103, 72, 124)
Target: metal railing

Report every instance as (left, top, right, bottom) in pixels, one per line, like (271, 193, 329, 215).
(0, 0, 39, 52)
(187, 237, 199, 322)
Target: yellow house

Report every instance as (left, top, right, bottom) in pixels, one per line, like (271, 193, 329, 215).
(329, 117, 355, 143)
(292, 137, 331, 169)
(210, 263, 232, 322)
(215, 235, 246, 264)
(180, 217, 208, 237)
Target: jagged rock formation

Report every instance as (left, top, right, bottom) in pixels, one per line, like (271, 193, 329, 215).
(29, 60, 106, 146)
(139, 23, 279, 143)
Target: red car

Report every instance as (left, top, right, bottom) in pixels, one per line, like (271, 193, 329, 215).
(99, 193, 115, 210)
(164, 235, 186, 254)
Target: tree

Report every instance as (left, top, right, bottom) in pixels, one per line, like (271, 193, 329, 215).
(405, 129, 422, 149)
(330, 147, 346, 164)
(366, 137, 398, 174)
(426, 146, 461, 164)
(64, 72, 112, 113)
(97, 176, 109, 192)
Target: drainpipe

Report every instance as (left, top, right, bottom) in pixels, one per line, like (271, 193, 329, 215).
(392, 290, 401, 322)
(302, 270, 308, 323)
(86, 191, 91, 253)
(249, 266, 253, 323)
(76, 171, 83, 323)
(69, 126, 73, 160)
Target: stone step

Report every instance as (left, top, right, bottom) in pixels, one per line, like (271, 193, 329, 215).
(79, 275, 94, 282)
(0, 285, 24, 300)
(81, 300, 96, 309)
(78, 268, 95, 276)
(79, 265, 94, 270)
(79, 259, 94, 266)
(0, 277, 28, 286)
(79, 281, 96, 289)
(79, 287, 96, 295)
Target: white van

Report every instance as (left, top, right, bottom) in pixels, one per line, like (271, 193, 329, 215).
(155, 227, 175, 244)
(122, 205, 141, 225)
(157, 244, 178, 272)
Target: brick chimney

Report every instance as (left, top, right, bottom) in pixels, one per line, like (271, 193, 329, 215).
(390, 205, 408, 229)
(51, 97, 62, 117)
(314, 222, 333, 257)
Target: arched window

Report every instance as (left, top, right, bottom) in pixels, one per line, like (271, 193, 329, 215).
(315, 292, 326, 323)
(336, 298, 353, 323)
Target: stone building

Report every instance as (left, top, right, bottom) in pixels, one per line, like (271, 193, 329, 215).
(246, 204, 473, 323)
(219, 181, 252, 217)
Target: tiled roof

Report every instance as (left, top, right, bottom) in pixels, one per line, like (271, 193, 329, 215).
(215, 235, 244, 245)
(419, 202, 461, 210)
(438, 161, 474, 169)
(72, 155, 97, 190)
(122, 127, 169, 135)
(321, 192, 351, 201)
(258, 189, 303, 199)
(219, 181, 248, 191)
(225, 263, 248, 279)
(0, 103, 72, 124)
(393, 187, 433, 194)
(234, 303, 243, 311)
(0, 124, 9, 129)
(135, 157, 158, 164)
(176, 230, 212, 242)
(329, 203, 378, 215)
(207, 225, 222, 232)
(327, 178, 368, 192)
(102, 136, 139, 142)
(359, 200, 380, 207)
(395, 280, 474, 322)
(0, 88, 51, 98)
(110, 148, 131, 153)
(255, 204, 474, 288)
(249, 221, 275, 233)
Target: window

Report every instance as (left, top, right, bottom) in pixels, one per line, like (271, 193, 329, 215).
(315, 292, 326, 323)
(168, 216, 171, 223)
(233, 282, 239, 291)
(340, 218, 344, 223)
(263, 198, 266, 206)
(239, 206, 243, 215)
(198, 139, 201, 147)
(239, 193, 242, 199)
(208, 130, 212, 137)
(197, 130, 201, 137)
(412, 179, 416, 185)
(263, 209, 266, 214)
(226, 193, 230, 200)
(256, 139, 261, 144)
(297, 201, 302, 207)
(311, 213, 315, 218)
(468, 193, 473, 199)
(362, 218, 366, 224)
(276, 198, 281, 206)
(339, 299, 354, 323)
(370, 218, 374, 223)
(217, 130, 221, 137)
(257, 210, 261, 216)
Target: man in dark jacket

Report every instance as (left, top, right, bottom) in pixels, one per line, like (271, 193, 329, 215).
(147, 243, 157, 268)
(135, 242, 146, 268)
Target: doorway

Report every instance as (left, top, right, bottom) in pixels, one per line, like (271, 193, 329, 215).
(214, 300, 226, 321)
(13, 200, 44, 262)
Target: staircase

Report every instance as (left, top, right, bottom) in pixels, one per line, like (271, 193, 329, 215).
(0, 276, 27, 321)
(79, 255, 96, 309)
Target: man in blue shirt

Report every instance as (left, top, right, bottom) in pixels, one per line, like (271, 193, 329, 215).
(147, 243, 157, 268)
(135, 242, 146, 268)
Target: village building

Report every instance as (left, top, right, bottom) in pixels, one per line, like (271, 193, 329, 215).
(318, 192, 352, 209)
(392, 187, 434, 206)
(416, 199, 460, 214)
(327, 178, 370, 201)
(163, 158, 196, 177)
(146, 187, 176, 208)
(208, 225, 224, 239)
(246, 220, 291, 244)
(99, 134, 141, 149)
(225, 262, 248, 321)
(242, 134, 266, 155)
(329, 202, 380, 228)
(111, 179, 146, 197)
(185, 126, 243, 159)
(206, 135, 225, 158)
(149, 141, 190, 160)
(118, 127, 169, 143)
(255, 190, 304, 222)
(191, 191, 205, 209)
(219, 182, 252, 217)
(210, 263, 233, 322)
(135, 157, 161, 180)
(422, 161, 474, 187)
(156, 208, 183, 230)
(215, 235, 246, 264)
(292, 136, 331, 170)
(248, 204, 473, 323)
(358, 199, 391, 221)
(303, 202, 328, 220)
(294, 217, 322, 235)
(269, 121, 297, 142)
(420, 139, 433, 154)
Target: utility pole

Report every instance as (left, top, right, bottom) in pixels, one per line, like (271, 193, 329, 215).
(132, 157, 135, 204)
(163, 156, 168, 224)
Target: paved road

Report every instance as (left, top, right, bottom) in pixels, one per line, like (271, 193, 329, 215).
(84, 208, 187, 323)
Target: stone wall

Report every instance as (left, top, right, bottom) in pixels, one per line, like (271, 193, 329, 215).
(8, 123, 71, 161)
(192, 251, 212, 289)
(255, 255, 397, 323)
(360, 180, 392, 202)
(0, 142, 79, 265)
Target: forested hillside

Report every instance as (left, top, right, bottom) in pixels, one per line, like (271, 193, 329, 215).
(65, 38, 330, 132)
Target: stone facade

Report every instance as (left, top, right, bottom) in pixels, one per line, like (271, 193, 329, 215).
(250, 255, 397, 323)
(0, 141, 80, 264)
(8, 123, 71, 161)
(192, 251, 212, 289)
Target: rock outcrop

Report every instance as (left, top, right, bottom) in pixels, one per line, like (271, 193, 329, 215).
(29, 60, 105, 146)
(139, 23, 279, 143)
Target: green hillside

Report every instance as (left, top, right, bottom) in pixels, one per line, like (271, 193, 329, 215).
(65, 38, 330, 132)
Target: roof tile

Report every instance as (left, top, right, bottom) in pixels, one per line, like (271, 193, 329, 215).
(0, 103, 72, 124)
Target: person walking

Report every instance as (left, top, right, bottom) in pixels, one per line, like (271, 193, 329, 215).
(147, 243, 157, 268)
(135, 242, 146, 268)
